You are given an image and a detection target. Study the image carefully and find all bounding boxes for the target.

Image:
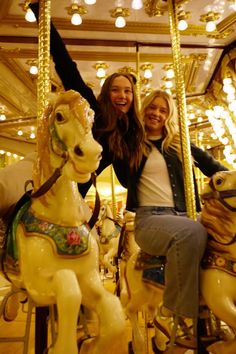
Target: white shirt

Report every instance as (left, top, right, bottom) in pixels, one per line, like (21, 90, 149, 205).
(137, 145, 174, 207)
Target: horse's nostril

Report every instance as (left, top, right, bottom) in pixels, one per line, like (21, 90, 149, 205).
(74, 145, 83, 156)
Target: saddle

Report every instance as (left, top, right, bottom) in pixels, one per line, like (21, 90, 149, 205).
(135, 250, 166, 288)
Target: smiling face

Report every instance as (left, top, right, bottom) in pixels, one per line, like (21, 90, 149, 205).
(144, 95, 169, 137)
(109, 75, 133, 113)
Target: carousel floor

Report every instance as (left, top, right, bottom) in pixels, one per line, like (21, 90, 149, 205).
(0, 274, 194, 354)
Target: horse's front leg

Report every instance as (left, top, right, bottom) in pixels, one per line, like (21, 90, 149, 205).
(103, 248, 117, 274)
(49, 269, 81, 354)
(79, 269, 127, 354)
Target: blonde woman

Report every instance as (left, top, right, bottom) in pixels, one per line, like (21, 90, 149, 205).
(125, 89, 227, 348)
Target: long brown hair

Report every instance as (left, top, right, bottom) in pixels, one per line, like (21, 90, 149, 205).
(96, 73, 145, 169)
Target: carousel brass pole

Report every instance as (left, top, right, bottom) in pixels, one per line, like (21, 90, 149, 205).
(35, 2, 51, 354)
(37, 0, 51, 121)
(167, 0, 197, 220)
(135, 43, 141, 110)
(110, 165, 117, 218)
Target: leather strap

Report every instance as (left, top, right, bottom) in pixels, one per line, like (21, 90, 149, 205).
(88, 173, 100, 230)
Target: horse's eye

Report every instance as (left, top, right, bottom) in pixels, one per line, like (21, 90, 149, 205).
(55, 112, 64, 123)
(215, 178, 223, 185)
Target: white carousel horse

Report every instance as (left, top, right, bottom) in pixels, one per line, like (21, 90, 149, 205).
(200, 170, 236, 354)
(120, 170, 236, 354)
(0, 90, 127, 354)
(96, 201, 122, 275)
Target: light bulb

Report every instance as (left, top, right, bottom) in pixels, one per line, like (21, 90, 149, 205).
(97, 67, 106, 78)
(178, 19, 188, 31)
(84, 0, 96, 4)
(131, 0, 143, 10)
(71, 13, 82, 25)
(25, 8, 36, 23)
(165, 81, 173, 89)
(144, 69, 152, 79)
(115, 16, 126, 28)
(29, 65, 38, 75)
(206, 21, 216, 32)
(0, 114, 6, 121)
(166, 68, 174, 79)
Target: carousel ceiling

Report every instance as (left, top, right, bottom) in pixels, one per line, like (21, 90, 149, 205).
(0, 0, 236, 174)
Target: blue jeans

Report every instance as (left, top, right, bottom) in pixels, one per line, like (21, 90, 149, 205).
(135, 206, 208, 318)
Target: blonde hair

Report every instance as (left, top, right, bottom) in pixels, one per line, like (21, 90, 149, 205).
(141, 90, 182, 159)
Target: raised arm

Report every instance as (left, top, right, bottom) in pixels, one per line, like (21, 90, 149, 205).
(29, 2, 98, 114)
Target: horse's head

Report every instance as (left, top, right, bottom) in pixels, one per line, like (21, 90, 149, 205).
(35, 90, 102, 186)
(201, 170, 236, 247)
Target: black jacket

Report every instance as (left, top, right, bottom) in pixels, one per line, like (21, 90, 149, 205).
(126, 139, 227, 212)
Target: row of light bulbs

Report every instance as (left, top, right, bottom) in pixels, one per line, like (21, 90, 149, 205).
(21, 1, 235, 31)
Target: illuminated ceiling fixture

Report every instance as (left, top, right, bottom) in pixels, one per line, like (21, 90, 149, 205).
(26, 59, 38, 75)
(141, 64, 153, 79)
(19, 1, 36, 22)
(0, 111, 6, 121)
(66, 2, 88, 26)
(200, 11, 220, 33)
(227, 0, 236, 11)
(163, 64, 175, 79)
(84, 0, 96, 4)
(177, 10, 191, 31)
(131, 0, 143, 10)
(94, 63, 109, 78)
(110, 7, 130, 28)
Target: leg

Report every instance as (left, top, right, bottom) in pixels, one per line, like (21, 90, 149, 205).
(79, 269, 127, 354)
(49, 269, 81, 354)
(135, 209, 208, 318)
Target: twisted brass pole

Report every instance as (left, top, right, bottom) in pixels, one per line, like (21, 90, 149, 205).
(37, 0, 51, 121)
(135, 43, 141, 111)
(167, 0, 197, 220)
(110, 166, 117, 218)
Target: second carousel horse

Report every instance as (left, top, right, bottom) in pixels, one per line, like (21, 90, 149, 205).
(120, 170, 236, 354)
(96, 201, 122, 275)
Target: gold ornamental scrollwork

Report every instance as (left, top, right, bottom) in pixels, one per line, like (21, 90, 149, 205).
(144, 0, 189, 17)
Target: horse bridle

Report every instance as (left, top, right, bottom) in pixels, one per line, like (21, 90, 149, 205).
(201, 176, 236, 246)
(202, 177, 236, 212)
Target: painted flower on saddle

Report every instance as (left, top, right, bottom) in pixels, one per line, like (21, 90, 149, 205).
(67, 230, 81, 246)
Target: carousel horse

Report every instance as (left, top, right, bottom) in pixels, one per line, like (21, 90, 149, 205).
(96, 201, 122, 275)
(0, 90, 127, 354)
(200, 170, 236, 354)
(120, 170, 236, 354)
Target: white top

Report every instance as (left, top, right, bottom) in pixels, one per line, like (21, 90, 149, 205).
(137, 146, 174, 207)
